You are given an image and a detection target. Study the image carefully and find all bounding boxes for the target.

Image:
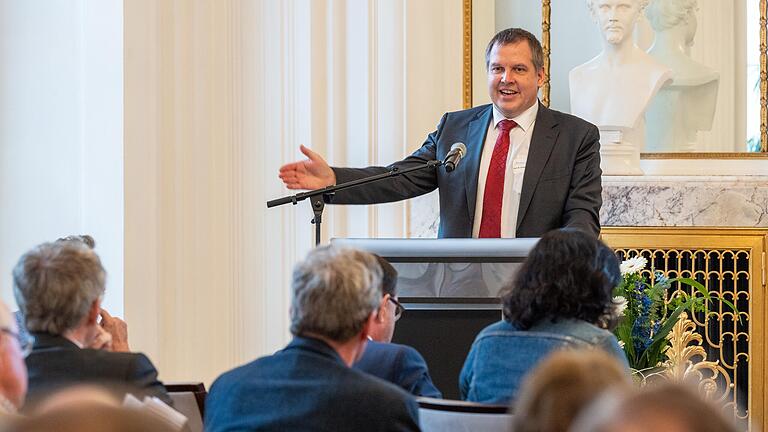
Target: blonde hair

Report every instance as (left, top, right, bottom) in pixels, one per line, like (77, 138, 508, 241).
(511, 350, 631, 432)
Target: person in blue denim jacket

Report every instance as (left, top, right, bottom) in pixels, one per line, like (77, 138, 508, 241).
(459, 228, 629, 404)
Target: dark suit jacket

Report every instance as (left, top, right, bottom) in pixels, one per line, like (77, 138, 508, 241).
(354, 341, 442, 398)
(205, 336, 421, 432)
(25, 332, 171, 407)
(332, 103, 602, 238)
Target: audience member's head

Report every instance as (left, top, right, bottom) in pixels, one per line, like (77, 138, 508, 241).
(13, 241, 106, 345)
(0, 301, 28, 411)
(56, 234, 96, 249)
(12, 235, 97, 348)
(572, 381, 739, 432)
(8, 404, 177, 432)
(503, 228, 621, 330)
(368, 256, 403, 343)
(511, 350, 631, 432)
(290, 246, 382, 363)
(32, 384, 121, 415)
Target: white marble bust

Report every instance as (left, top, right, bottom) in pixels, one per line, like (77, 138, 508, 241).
(644, 0, 719, 152)
(570, 0, 672, 144)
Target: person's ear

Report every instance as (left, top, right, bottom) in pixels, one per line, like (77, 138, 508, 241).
(536, 68, 546, 89)
(376, 294, 391, 323)
(361, 311, 378, 341)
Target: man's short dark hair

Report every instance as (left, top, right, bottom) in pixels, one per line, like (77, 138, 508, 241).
(375, 256, 398, 297)
(502, 229, 620, 330)
(485, 27, 544, 72)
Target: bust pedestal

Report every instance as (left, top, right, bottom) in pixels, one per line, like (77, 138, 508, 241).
(599, 130, 643, 176)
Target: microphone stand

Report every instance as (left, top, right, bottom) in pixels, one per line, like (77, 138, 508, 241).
(267, 159, 443, 246)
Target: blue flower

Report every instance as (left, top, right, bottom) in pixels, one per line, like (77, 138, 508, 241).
(654, 271, 670, 289)
(633, 280, 644, 292)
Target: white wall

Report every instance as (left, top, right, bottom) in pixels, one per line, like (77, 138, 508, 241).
(0, 0, 123, 314)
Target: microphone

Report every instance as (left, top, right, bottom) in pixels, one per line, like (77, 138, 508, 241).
(443, 142, 467, 173)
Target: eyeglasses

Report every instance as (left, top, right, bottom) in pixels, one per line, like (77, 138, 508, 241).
(388, 297, 405, 322)
(1, 328, 34, 357)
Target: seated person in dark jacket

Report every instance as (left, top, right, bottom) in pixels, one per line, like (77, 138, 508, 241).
(205, 246, 420, 432)
(11, 241, 171, 408)
(354, 256, 441, 398)
(460, 229, 629, 404)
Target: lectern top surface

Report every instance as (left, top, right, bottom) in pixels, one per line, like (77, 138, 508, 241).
(330, 238, 539, 258)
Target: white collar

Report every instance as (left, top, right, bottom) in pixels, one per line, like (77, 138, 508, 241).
(491, 101, 539, 133)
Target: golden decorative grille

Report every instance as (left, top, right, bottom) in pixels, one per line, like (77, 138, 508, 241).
(602, 228, 767, 431)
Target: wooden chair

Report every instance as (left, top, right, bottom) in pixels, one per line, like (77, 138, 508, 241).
(165, 382, 207, 432)
(417, 397, 512, 432)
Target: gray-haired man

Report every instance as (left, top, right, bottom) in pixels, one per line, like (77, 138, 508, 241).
(12, 241, 171, 408)
(206, 246, 420, 432)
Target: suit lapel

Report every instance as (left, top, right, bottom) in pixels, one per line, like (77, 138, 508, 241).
(517, 103, 559, 231)
(464, 105, 493, 228)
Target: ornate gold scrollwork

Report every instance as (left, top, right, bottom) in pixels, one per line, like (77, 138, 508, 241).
(664, 312, 733, 404)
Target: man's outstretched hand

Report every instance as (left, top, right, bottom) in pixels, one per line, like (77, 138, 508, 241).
(278, 145, 336, 190)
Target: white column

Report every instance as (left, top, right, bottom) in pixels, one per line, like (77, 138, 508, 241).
(124, 0, 307, 383)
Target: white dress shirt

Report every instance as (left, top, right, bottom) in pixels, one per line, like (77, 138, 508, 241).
(472, 102, 539, 238)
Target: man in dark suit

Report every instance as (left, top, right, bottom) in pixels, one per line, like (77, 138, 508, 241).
(354, 257, 441, 398)
(279, 28, 601, 238)
(205, 247, 420, 432)
(12, 241, 171, 408)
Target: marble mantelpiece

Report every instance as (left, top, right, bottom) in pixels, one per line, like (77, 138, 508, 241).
(602, 176, 768, 227)
(407, 176, 768, 237)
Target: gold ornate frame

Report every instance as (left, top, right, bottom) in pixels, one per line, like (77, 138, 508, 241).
(462, 0, 768, 157)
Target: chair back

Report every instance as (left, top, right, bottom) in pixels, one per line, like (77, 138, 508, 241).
(418, 397, 512, 432)
(166, 382, 207, 432)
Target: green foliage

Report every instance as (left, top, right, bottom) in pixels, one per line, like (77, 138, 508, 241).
(612, 259, 737, 371)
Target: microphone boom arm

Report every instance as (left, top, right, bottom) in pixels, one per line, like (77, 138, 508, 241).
(267, 159, 443, 246)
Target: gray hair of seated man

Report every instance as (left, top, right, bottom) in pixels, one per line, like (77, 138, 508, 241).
(13, 241, 106, 335)
(290, 246, 382, 342)
(56, 234, 96, 249)
(645, 0, 698, 31)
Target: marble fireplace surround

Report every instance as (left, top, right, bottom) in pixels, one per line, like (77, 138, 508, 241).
(408, 176, 768, 238)
(600, 176, 768, 227)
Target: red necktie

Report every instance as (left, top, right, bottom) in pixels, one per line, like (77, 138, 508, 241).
(479, 119, 516, 238)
